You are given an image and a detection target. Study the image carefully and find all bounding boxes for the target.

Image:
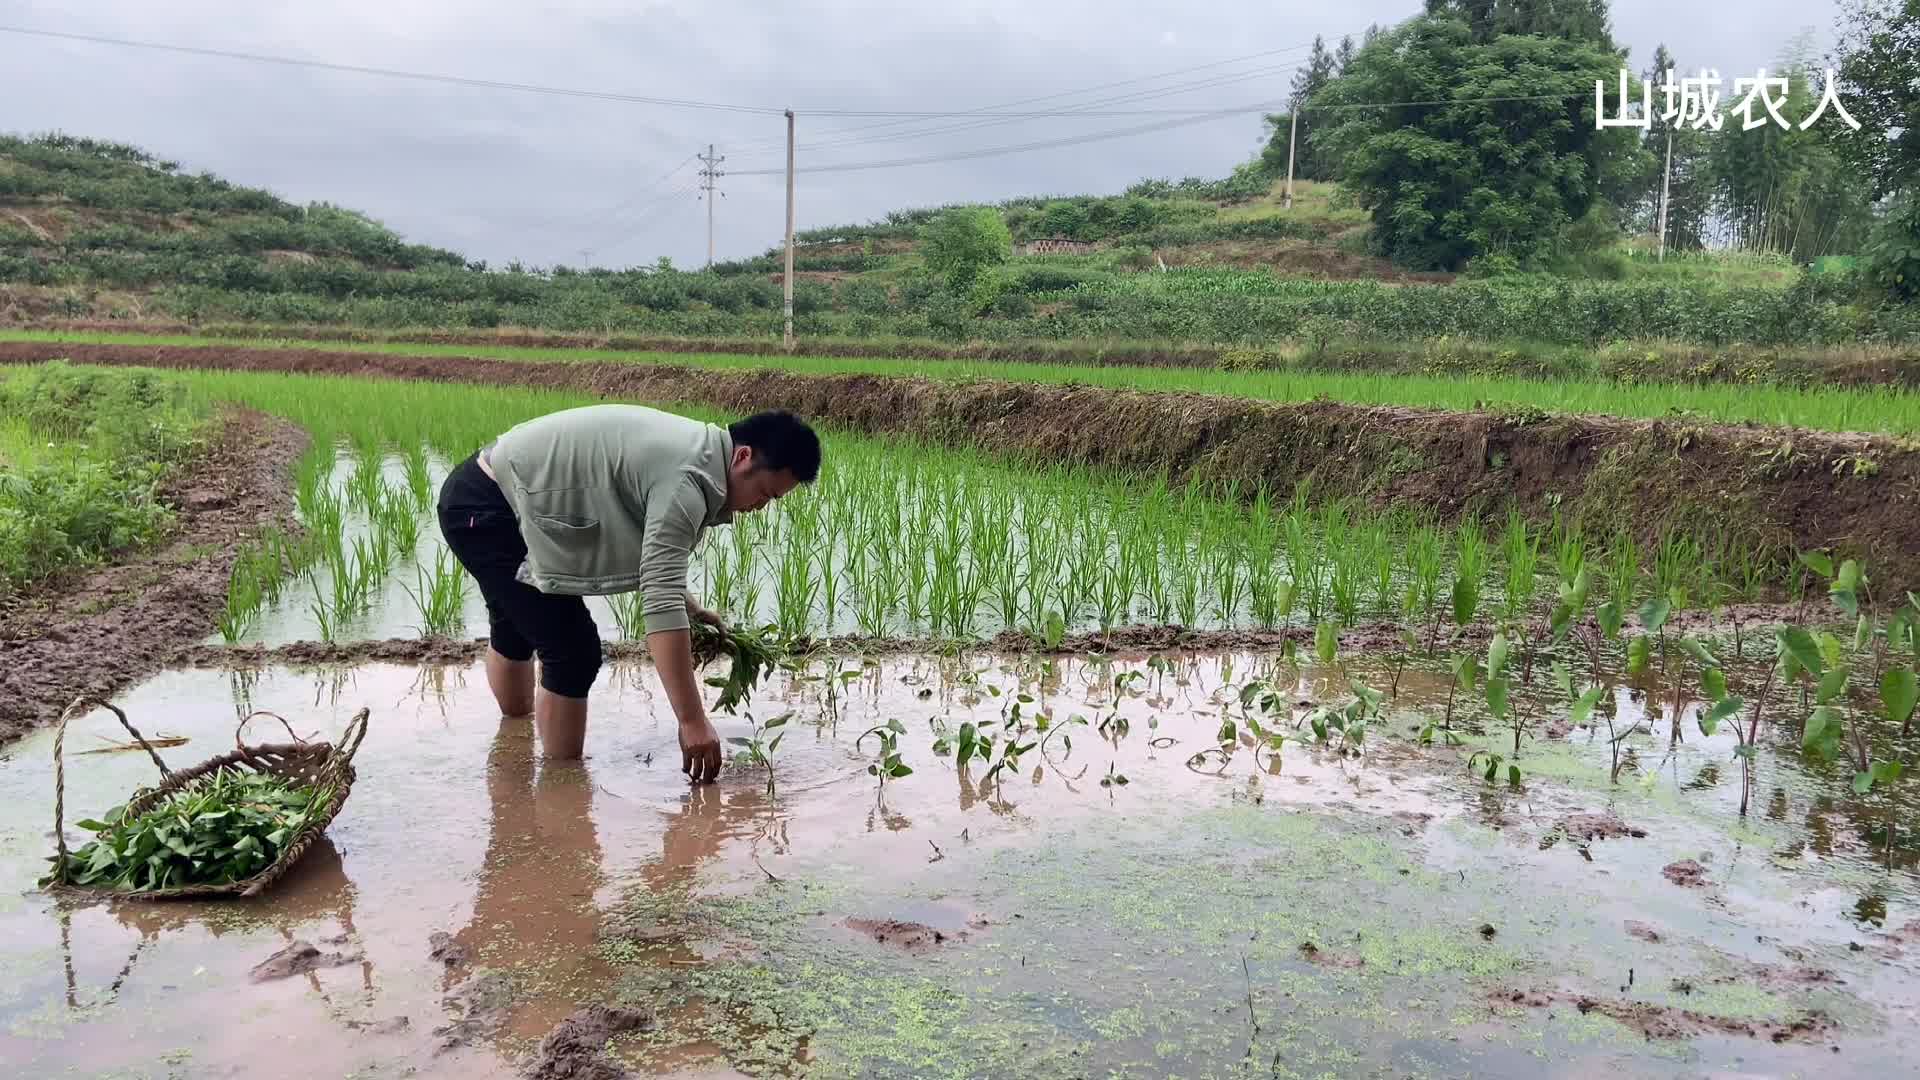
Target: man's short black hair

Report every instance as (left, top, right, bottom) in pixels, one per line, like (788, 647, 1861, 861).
(728, 409, 821, 483)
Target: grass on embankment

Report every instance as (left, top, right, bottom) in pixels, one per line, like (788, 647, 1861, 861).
(5, 328, 1919, 437)
(0, 363, 210, 597)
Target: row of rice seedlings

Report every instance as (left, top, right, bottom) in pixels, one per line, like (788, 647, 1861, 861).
(169, 371, 1768, 646)
(700, 446, 1739, 643)
(217, 526, 310, 642)
(219, 442, 442, 642)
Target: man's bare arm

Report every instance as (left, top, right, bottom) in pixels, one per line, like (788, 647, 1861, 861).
(648, 627, 721, 782)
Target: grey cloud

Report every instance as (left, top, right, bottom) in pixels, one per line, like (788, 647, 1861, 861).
(0, 0, 1840, 268)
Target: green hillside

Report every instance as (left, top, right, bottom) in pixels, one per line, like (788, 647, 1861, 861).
(2, 131, 1914, 368)
(0, 133, 466, 322)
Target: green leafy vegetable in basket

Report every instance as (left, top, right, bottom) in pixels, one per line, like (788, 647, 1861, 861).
(43, 767, 332, 893)
(691, 621, 787, 714)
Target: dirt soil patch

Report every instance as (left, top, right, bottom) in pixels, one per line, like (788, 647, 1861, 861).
(5, 341, 1917, 595)
(526, 1004, 655, 1080)
(0, 407, 306, 747)
(435, 969, 516, 1052)
(428, 930, 471, 968)
(1494, 987, 1835, 1043)
(249, 938, 363, 982)
(844, 917, 965, 951)
(1663, 859, 1710, 887)
(1540, 812, 1649, 855)
(1298, 940, 1366, 968)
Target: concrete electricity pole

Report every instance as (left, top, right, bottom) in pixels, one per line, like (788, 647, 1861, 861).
(1657, 130, 1673, 261)
(697, 144, 725, 269)
(783, 109, 796, 351)
(1283, 109, 1298, 210)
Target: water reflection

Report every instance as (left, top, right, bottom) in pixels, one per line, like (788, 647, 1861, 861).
(642, 781, 783, 892)
(447, 719, 603, 989)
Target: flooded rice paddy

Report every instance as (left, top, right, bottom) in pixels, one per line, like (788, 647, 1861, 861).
(5, 650, 1919, 1079)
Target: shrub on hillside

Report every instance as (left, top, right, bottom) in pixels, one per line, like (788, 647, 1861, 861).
(919, 208, 1011, 292)
(1864, 194, 1920, 303)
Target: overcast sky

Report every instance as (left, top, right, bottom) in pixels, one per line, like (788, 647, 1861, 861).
(0, 1, 1842, 269)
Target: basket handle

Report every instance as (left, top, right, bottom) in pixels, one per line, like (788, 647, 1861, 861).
(321, 708, 371, 784)
(51, 697, 174, 884)
(235, 711, 306, 753)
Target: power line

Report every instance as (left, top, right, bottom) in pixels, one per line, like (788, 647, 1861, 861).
(725, 38, 1330, 154)
(1303, 92, 1586, 111)
(726, 87, 1595, 177)
(593, 181, 702, 259)
(744, 61, 1305, 160)
(0, 24, 1313, 119)
(534, 153, 698, 238)
(728, 101, 1283, 177)
(0, 24, 787, 115)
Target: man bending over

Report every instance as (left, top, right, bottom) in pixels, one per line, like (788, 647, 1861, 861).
(436, 403, 820, 780)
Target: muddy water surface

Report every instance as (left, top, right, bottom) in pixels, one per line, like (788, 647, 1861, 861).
(4, 652, 1918, 1078)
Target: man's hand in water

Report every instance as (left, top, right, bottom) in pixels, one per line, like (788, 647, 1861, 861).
(679, 715, 722, 783)
(648, 619, 725, 784)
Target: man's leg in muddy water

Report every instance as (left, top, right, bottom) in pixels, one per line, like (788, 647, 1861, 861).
(535, 690, 588, 761)
(487, 647, 535, 717)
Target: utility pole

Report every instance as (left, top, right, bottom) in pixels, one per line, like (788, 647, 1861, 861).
(1656, 130, 1673, 261)
(578, 248, 593, 269)
(783, 109, 796, 351)
(1283, 109, 1298, 210)
(697, 143, 725, 269)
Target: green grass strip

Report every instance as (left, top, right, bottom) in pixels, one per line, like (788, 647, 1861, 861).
(6, 328, 1918, 436)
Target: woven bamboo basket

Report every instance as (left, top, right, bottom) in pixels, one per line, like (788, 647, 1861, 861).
(48, 696, 369, 901)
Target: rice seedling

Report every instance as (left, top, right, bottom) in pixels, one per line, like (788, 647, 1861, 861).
(1451, 524, 1488, 631)
(377, 483, 420, 558)
(1207, 539, 1245, 626)
(1329, 541, 1364, 628)
(772, 534, 819, 640)
(401, 545, 470, 638)
(402, 442, 433, 512)
(606, 591, 647, 641)
(1408, 523, 1445, 652)
(1173, 544, 1204, 627)
(345, 441, 385, 512)
(1367, 520, 1397, 619)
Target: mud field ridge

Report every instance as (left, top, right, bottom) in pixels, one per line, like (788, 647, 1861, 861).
(0, 408, 307, 745)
